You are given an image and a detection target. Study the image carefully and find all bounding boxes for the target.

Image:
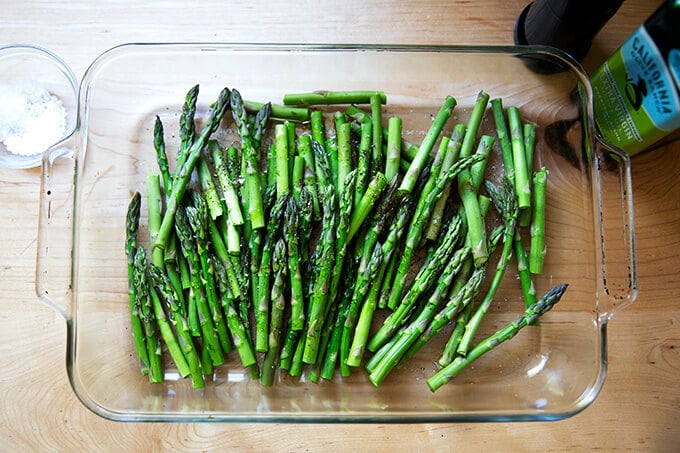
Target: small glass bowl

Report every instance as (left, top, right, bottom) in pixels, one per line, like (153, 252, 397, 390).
(0, 44, 78, 169)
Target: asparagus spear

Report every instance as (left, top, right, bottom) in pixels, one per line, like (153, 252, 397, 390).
(341, 244, 383, 372)
(175, 84, 199, 175)
(283, 90, 387, 106)
(155, 87, 231, 252)
(174, 208, 224, 366)
(385, 116, 402, 182)
(508, 106, 531, 210)
(255, 194, 289, 352)
(296, 135, 320, 220)
(197, 154, 223, 221)
(243, 99, 308, 122)
(519, 123, 537, 227)
(328, 170, 357, 306)
(367, 245, 470, 386)
(371, 93, 384, 175)
(302, 186, 337, 363)
(354, 115, 373, 210)
(260, 239, 288, 386)
(403, 266, 487, 363)
(347, 172, 388, 241)
(251, 102, 272, 154)
(210, 140, 244, 226)
(425, 124, 466, 241)
(399, 96, 456, 194)
(368, 214, 464, 352)
(148, 265, 204, 388)
(231, 89, 266, 230)
(385, 153, 484, 310)
(515, 230, 537, 310)
(214, 260, 258, 369)
(427, 284, 568, 391)
(274, 124, 290, 198)
(529, 167, 548, 274)
(490, 98, 514, 184)
(285, 196, 306, 332)
(153, 116, 171, 192)
(456, 178, 518, 356)
(125, 192, 150, 375)
(132, 247, 164, 383)
(336, 118, 353, 201)
(185, 195, 232, 354)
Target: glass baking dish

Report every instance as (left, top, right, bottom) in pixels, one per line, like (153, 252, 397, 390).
(35, 44, 636, 422)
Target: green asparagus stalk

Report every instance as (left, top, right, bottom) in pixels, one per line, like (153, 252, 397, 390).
(427, 284, 568, 391)
(490, 98, 515, 183)
(274, 124, 290, 198)
(336, 119, 353, 200)
(385, 116, 402, 182)
(529, 167, 548, 274)
(148, 265, 204, 388)
(153, 116, 171, 191)
(296, 135, 320, 220)
(328, 170, 357, 306)
(515, 230, 537, 310)
(354, 115, 373, 209)
(403, 266, 487, 362)
(285, 121, 297, 190)
(320, 272, 356, 380)
(255, 194, 289, 352)
(425, 124, 466, 241)
(125, 192, 150, 375)
(346, 104, 420, 165)
(508, 106, 531, 210)
(155, 87, 231, 252)
(251, 101, 274, 151)
(302, 186, 337, 363)
(456, 178, 518, 356)
(133, 247, 163, 383)
(385, 153, 484, 310)
(519, 123, 537, 227)
(243, 99, 308, 122)
(411, 134, 449, 244)
(438, 299, 473, 367)
(186, 196, 232, 354)
(210, 140, 244, 226)
(369, 214, 463, 352)
(341, 244, 383, 372)
(146, 175, 165, 267)
(371, 93, 384, 175)
(285, 197, 306, 332)
(367, 245, 470, 386)
(231, 89, 266, 230)
(197, 155, 223, 220)
(214, 260, 258, 368)
(283, 90, 386, 106)
(175, 84, 199, 174)
(260, 239, 288, 386)
(174, 208, 224, 366)
(399, 96, 456, 193)
(347, 172, 388, 241)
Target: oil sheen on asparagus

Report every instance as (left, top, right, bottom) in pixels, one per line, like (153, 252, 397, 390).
(124, 87, 566, 391)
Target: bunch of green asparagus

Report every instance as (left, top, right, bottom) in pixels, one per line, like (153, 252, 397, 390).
(124, 86, 567, 391)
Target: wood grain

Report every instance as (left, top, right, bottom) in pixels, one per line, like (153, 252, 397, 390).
(1, 0, 678, 451)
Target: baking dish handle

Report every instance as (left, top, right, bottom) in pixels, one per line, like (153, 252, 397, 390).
(35, 133, 76, 321)
(594, 137, 638, 323)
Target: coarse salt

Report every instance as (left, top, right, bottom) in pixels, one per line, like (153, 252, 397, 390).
(0, 79, 67, 156)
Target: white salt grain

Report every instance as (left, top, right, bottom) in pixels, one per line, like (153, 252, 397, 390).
(0, 79, 67, 156)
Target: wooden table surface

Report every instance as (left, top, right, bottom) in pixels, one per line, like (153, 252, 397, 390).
(1, 1, 678, 451)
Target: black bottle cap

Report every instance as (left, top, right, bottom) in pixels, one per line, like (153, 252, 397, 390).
(515, 0, 624, 61)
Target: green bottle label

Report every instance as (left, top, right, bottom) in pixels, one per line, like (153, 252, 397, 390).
(591, 26, 680, 155)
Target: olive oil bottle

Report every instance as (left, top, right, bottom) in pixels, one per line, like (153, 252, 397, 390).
(591, 1, 680, 155)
